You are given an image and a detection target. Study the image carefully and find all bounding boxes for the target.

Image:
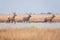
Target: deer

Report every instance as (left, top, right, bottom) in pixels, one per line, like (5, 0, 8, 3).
(7, 13, 17, 23)
(44, 14, 55, 22)
(22, 14, 31, 23)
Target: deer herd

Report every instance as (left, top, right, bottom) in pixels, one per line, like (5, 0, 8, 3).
(6, 13, 56, 23)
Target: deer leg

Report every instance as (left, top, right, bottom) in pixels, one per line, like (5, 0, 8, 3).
(49, 18, 52, 22)
(25, 21, 27, 23)
(44, 18, 47, 22)
(14, 19, 16, 23)
(23, 20, 26, 23)
(10, 19, 13, 23)
(27, 21, 29, 23)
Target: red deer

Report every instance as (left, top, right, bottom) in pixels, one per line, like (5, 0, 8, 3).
(7, 13, 17, 23)
(22, 14, 31, 23)
(44, 14, 55, 22)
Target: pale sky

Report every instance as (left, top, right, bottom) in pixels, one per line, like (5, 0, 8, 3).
(0, 0, 60, 14)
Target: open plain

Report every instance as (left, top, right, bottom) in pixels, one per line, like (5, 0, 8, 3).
(0, 14, 60, 40)
(0, 14, 60, 22)
(0, 27, 60, 40)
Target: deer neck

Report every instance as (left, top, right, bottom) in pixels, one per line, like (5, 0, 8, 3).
(13, 15, 16, 18)
(28, 16, 31, 19)
(51, 16, 54, 19)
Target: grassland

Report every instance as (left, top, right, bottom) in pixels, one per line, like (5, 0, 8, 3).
(0, 14, 60, 40)
(0, 14, 60, 22)
(0, 27, 60, 40)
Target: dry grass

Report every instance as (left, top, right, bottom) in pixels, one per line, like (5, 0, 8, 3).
(0, 14, 60, 22)
(0, 27, 60, 40)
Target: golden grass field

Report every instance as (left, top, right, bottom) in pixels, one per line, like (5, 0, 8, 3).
(0, 27, 60, 40)
(0, 14, 60, 22)
(0, 14, 60, 40)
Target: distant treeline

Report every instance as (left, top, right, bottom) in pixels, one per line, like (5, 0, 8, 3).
(0, 12, 60, 15)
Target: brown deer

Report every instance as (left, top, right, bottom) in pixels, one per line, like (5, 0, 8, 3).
(44, 14, 55, 22)
(7, 13, 17, 23)
(22, 14, 31, 23)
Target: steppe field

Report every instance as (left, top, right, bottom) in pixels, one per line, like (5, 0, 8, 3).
(0, 27, 60, 40)
(0, 14, 60, 22)
(0, 14, 60, 40)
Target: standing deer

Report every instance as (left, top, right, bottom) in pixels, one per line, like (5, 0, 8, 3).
(44, 14, 55, 22)
(22, 14, 31, 23)
(7, 13, 17, 23)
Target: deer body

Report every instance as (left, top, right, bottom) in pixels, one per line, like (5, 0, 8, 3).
(22, 15, 31, 22)
(7, 13, 17, 23)
(44, 14, 55, 22)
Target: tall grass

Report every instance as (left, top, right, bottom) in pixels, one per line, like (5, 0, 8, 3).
(0, 27, 60, 40)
